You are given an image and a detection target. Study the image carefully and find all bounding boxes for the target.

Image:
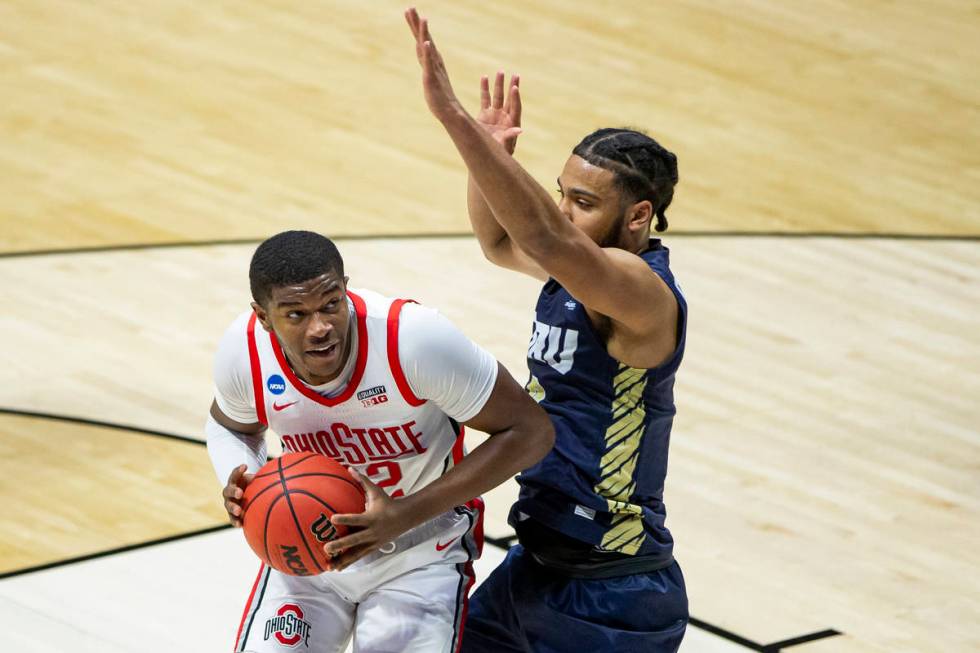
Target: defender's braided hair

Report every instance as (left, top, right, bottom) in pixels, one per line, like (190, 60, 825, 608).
(572, 128, 679, 232)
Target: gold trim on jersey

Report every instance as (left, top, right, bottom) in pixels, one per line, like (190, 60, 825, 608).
(594, 364, 648, 554)
(525, 374, 545, 403)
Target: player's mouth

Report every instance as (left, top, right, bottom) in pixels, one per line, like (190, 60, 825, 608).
(305, 342, 340, 362)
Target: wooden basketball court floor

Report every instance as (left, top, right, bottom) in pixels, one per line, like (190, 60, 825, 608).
(1, 2, 978, 652)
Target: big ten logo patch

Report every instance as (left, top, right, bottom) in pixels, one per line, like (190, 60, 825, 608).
(310, 513, 337, 543)
(267, 374, 287, 395)
(265, 603, 312, 647)
(527, 321, 579, 374)
(357, 384, 389, 407)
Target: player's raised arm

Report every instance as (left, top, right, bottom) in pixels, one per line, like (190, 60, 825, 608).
(405, 8, 674, 342)
(464, 72, 546, 279)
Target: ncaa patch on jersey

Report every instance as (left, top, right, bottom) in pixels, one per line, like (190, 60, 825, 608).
(267, 374, 286, 395)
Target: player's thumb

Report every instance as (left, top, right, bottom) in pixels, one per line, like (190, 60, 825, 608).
(349, 468, 382, 497)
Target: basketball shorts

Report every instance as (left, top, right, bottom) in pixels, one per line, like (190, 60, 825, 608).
(235, 503, 483, 653)
(460, 544, 688, 653)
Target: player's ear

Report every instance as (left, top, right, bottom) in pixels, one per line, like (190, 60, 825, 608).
(251, 302, 273, 332)
(627, 200, 653, 232)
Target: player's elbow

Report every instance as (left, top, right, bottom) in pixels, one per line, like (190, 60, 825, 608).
(479, 234, 513, 267)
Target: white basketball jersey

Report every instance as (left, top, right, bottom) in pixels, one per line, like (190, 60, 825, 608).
(245, 289, 464, 498)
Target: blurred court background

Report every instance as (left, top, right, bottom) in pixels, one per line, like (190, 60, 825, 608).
(1, 1, 978, 651)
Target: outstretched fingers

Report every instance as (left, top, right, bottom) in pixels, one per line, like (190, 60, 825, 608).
(507, 74, 522, 125)
(480, 75, 491, 110)
(405, 7, 421, 39)
(492, 70, 505, 109)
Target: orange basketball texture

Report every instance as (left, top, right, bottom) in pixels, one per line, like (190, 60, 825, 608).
(240, 452, 366, 576)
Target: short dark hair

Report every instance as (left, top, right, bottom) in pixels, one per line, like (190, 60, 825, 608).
(572, 128, 679, 232)
(249, 230, 345, 305)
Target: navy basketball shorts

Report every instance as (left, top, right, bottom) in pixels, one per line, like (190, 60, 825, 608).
(461, 544, 688, 653)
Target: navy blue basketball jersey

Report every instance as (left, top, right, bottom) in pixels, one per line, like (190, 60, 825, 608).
(511, 239, 687, 559)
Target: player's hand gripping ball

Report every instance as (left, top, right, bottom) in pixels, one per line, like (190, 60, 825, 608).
(241, 453, 366, 575)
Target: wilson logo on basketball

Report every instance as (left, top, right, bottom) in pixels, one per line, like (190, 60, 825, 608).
(310, 513, 337, 543)
(264, 603, 312, 647)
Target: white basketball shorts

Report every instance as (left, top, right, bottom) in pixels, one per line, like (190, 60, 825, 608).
(234, 502, 483, 653)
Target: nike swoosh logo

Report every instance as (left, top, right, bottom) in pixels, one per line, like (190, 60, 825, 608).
(435, 536, 460, 552)
(272, 401, 298, 412)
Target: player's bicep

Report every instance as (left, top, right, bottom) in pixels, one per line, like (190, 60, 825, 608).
(462, 362, 550, 440)
(212, 313, 263, 426)
(487, 238, 549, 281)
(399, 305, 498, 421)
(210, 399, 265, 435)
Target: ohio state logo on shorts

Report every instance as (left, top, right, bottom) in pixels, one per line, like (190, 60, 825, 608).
(264, 603, 312, 647)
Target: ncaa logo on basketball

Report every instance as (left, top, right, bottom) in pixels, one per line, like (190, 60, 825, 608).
(264, 603, 312, 647)
(267, 374, 287, 395)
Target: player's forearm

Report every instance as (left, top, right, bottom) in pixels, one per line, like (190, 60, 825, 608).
(466, 173, 511, 263)
(445, 110, 569, 261)
(399, 418, 554, 527)
(205, 414, 267, 486)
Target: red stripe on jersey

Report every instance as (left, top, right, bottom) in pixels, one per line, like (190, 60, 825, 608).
(234, 563, 265, 650)
(387, 299, 426, 407)
(466, 495, 485, 556)
(454, 498, 484, 652)
(246, 312, 267, 426)
(269, 291, 369, 407)
(455, 561, 477, 653)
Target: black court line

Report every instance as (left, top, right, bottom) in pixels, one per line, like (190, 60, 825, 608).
(0, 232, 472, 260)
(0, 407, 205, 446)
(0, 229, 977, 259)
(761, 629, 844, 651)
(484, 534, 519, 548)
(0, 408, 844, 650)
(672, 230, 979, 241)
(0, 524, 232, 581)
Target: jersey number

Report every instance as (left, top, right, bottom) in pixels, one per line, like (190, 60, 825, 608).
(365, 461, 404, 498)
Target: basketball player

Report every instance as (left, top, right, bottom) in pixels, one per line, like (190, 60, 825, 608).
(206, 230, 554, 652)
(406, 8, 688, 651)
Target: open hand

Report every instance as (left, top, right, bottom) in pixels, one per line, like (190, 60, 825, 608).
(222, 464, 254, 527)
(324, 469, 417, 571)
(405, 7, 464, 124)
(478, 71, 522, 154)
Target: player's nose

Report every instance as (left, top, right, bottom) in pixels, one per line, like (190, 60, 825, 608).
(307, 313, 333, 340)
(557, 196, 573, 221)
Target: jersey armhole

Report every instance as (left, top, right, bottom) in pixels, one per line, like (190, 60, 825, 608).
(386, 299, 427, 407)
(246, 312, 268, 426)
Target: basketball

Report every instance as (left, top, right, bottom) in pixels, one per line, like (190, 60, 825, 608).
(240, 452, 366, 576)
